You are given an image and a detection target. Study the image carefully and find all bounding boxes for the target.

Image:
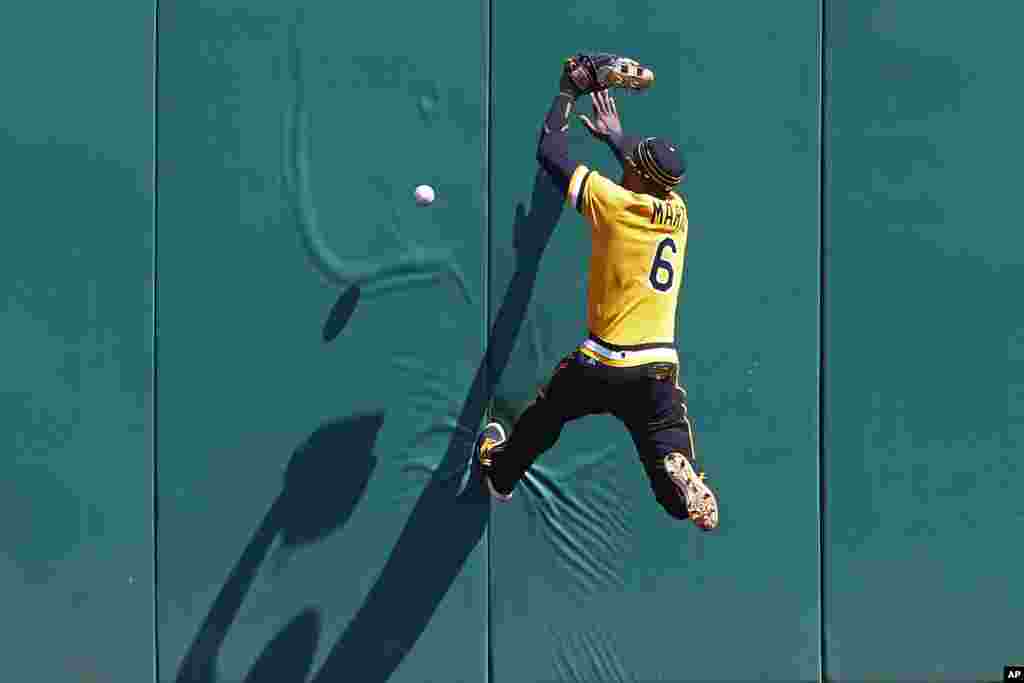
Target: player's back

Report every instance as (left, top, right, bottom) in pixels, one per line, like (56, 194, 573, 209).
(567, 165, 688, 365)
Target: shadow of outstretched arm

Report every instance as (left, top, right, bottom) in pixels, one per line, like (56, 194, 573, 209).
(243, 608, 322, 683)
(174, 414, 384, 683)
(177, 170, 564, 683)
(309, 171, 564, 683)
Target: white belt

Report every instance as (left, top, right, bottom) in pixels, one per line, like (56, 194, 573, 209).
(581, 338, 678, 364)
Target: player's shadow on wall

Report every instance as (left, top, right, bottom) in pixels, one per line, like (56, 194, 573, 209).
(174, 413, 384, 683)
(308, 168, 565, 683)
(175, 168, 564, 683)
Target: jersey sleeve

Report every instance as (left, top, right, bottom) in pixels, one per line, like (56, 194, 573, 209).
(566, 165, 628, 226)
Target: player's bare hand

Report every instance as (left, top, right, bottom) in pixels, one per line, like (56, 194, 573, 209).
(578, 90, 623, 142)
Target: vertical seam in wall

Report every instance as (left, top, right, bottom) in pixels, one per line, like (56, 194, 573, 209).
(483, 0, 494, 681)
(151, 0, 160, 679)
(816, 0, 829, 681)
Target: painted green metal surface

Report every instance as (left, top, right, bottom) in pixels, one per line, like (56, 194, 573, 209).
(155, 3, 488, 681)
(488, 1, 821, 680)
(9, 1, 1023, 680)
(0, 3, 155, 681)
(825, 2, 1024, 680)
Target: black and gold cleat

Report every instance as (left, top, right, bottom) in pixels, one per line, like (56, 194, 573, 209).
(475, 421, 512, 502)
(664, 452, 719, 531)
(563, 53, 655, 95)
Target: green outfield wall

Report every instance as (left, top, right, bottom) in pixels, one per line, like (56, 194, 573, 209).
(1, 1, 1019, 681)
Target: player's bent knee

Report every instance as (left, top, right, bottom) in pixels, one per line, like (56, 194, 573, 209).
(646, 408, 687, 436)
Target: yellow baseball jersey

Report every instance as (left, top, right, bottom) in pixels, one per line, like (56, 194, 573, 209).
(567, 165, 688, 368)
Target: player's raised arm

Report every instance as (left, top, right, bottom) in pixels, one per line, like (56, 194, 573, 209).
(579, 90, 640, 170)
(535, 72, 584, 194)
(537, 53, 659, 206)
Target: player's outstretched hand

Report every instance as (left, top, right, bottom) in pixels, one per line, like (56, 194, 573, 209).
(578, 90, 623, 143)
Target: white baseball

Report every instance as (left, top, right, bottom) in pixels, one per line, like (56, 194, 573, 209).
(414, 184, 435, 206)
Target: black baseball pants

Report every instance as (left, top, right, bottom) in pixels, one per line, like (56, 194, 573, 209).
(488, 350, 697, 519)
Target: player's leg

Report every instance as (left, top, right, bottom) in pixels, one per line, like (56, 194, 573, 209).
(477, 352, 601, 500)
(616, 372, 719, 530)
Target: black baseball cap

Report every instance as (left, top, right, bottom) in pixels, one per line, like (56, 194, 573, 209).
(633, 137, 686, 189)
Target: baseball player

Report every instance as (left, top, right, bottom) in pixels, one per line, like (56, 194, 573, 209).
(475, 54, 719, 531)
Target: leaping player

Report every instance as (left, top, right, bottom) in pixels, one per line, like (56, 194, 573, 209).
(474, 54, 720, 531)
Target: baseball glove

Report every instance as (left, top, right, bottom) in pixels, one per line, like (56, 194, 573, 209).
(563, 53, 655, 95)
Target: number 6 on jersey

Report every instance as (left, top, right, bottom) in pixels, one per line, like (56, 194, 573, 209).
(649, 237, 678, 292)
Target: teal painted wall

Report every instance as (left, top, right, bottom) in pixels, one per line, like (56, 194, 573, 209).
(0, 2, 155, 681)
(488, 1, 820, 681)
(824, 2, 1024, 681)
(155, 2, 488, 682)
(4, 1, 1021, 681)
